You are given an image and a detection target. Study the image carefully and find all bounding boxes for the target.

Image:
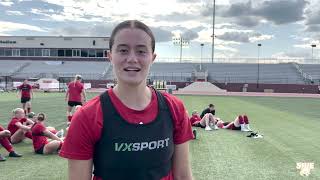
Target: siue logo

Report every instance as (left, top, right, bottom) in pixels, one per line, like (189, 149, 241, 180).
(115, 138, 170, 152)
(296, 162, 314, 176)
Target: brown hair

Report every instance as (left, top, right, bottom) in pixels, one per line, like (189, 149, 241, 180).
(109, 20, 155, 53)
(37, 113, 46, 121)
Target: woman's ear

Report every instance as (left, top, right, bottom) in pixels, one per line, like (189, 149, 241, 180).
(152, 53, 157, 62)
(107, 51, 112, 63)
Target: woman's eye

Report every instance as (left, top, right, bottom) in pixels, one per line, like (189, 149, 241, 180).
(119, 49, 128, 53)
(137, 50, 146, 54)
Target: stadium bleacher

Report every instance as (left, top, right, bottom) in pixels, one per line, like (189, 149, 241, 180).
(0, 60, 317, 85)
(300, 64, 320, 80)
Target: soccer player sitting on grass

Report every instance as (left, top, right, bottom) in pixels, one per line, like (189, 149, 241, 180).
(200, 104, 216, 118)
(0, 124, 22, 161)
(28, 112, 64, 138)
(190, 110, 219, 131)
(216, 115, 252, 132)
(7, 108, 33, 144)
(31, 113, 63, 155)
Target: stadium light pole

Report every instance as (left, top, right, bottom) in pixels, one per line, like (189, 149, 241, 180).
(311, 44, 316, 62)
(173, 35, 189, 63)
(257, 43, 262, 89)
(211, 0, 216, 63)
(200, 43, 204, 71)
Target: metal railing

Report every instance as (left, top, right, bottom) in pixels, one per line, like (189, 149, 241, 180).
(155, 57, 320, 64)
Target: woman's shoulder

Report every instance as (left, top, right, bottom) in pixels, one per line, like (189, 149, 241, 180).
(160, 91, 183, 105)
(80, 95, 101, 114)
(160, 91, 185, 113)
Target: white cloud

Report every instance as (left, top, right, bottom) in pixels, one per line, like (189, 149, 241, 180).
(30, 8, 46, 15)
(0, 32, 10, 36)
(249, 34, 273, 42)
(0, 21, 47, 34)
(215, 44, 238, 52)
(294, 40, 319, 49)
(0, 0, 14, 6)
(38, 0, 211, 28)
(6, 10, 24, 16)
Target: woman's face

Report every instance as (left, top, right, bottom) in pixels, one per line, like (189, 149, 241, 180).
(109, 28, 156, 86)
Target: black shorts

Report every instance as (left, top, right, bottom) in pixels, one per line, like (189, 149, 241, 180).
(193, 122, 206, 128)
(68, 101, 82, 107)
(35, 145, 45, 154)
(21, 97, 30, 103)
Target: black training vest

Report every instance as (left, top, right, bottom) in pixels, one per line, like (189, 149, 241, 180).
(93, 90, 174, 180)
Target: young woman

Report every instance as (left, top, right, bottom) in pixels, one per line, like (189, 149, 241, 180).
(31, 113, 63, 154)
(28, 112, 64, 138)
(200, 104, 215, 118)
(60, 20, 194, 180)
(216, 115, 252, 131)
(0, 124, 22, 161)
(190, 110, 218, 131)
(17, 79, 33, 114)
(7, 108, 33, 144)
(65, 75, 86, 119)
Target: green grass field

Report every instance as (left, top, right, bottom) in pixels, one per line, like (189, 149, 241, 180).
(0, 92, 319, 180)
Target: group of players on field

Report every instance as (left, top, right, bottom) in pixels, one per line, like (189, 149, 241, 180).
(189, 104, 253, 139)
(0, 75, 85, 161)
(1, 76, 253, 161)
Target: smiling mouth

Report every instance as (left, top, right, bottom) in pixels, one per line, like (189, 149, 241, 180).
(124, 68, 141, 72)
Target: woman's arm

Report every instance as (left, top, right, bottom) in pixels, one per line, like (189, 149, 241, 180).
(26, 118, 35, 125)
(81, 89, 87, 103)
(172, 142, 193, 180)
(69, 159, 93, 180)
(15, 122, 31, 131)
(30, 88, 34, 99)
(43, 129, 62, 141)
(65, 89, 69, 101)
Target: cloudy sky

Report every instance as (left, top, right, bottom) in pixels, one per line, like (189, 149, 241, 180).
(0, 0, 320, 62)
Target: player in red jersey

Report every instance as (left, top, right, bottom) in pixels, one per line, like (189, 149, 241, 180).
(30, 113, 63, 154)
(17, 79, 33, 114)
(190, 110, 219, 131)
(0, 124, 22, 161)
(65, 75, 86, 121)
(216, 115, 252, 131)
(7, 108, 33, 144)
(28, 112, 64, 138)
(60, 20, 193, 180)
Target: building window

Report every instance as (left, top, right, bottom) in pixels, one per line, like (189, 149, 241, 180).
(20, 48, 27, 56)
(65, 49, 72, 57)
(28, 49, 35, 56)
(89, 49, 96, 57)
(103, 50, 108, 57)
(73, 49, 81, 57)
(81, 49, 88, 57)
(35, 49, 42, 56)
(58, 49, 65, 57)
(0, 48, 5, 56)
(96, 49, 104, 57)
(50, 49, 58, 57)
(42, 49, 50, 56)
(5, 49, 12, 56)
(12, 49, 20, 56)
